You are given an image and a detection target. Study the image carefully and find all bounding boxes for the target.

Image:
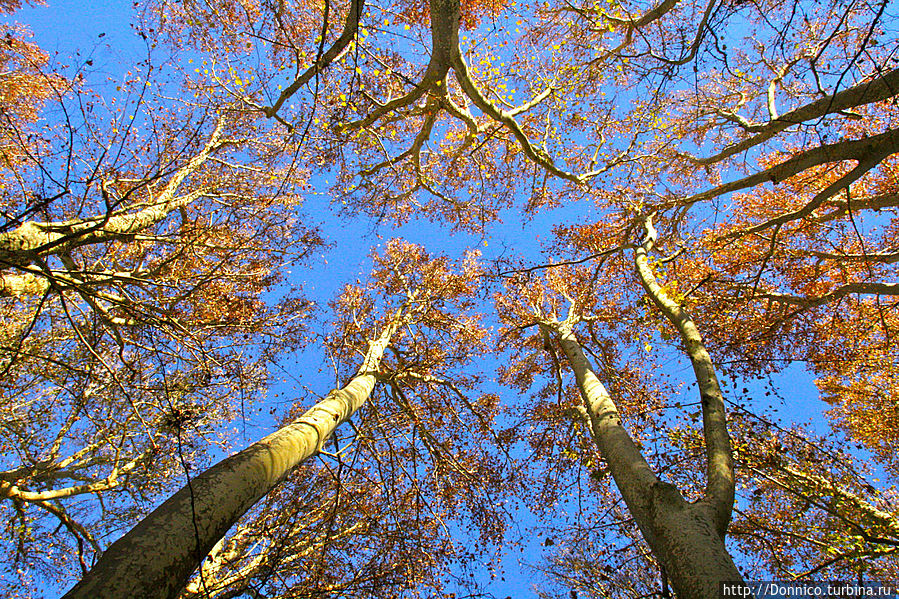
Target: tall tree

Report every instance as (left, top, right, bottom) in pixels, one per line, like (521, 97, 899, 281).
(0, 21, 321, 588)
(63, 239, 494, 599)
(495, 220, 743, 597)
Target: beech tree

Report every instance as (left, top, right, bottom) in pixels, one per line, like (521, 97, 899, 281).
(493, 218, 743, 598)
(2, 0, 898, 596)
(171, 241, 509, 599)
(63, 239, 498, 598)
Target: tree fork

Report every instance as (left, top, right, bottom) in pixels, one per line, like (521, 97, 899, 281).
(551, 319, 745, 598)
(634, 213, 736, 535)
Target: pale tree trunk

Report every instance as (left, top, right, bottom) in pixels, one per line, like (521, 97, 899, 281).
(554, 323, 744, 599)
(634, 215, 735, 536)
(541, 217, 746, 598)
(62, 317, 400, 599)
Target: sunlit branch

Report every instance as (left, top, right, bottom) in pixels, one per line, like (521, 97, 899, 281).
(780, 465, 899, 542)
(634, 215, 734, 535)
(687, 67, 899, 165)
(450, 54, 588, 184)
(0, 457, 139, 502)
(576, 0, 681, 66)
(646, 0, 715, 66)
(263, 0, 365, 118)
(342, 0, 457, 131)
(359, 101, 439, 178)
(181, 510, 369, 599)
(753, 282, 899, 309)
(812, 191, 899, 222)
(796, 248, 899, 264)
(681, 127, 899, 219)
(0, 119, 226, 264)
(728, 154, 893, 239)
(765, 58, 804, 121)
(538, 305, 662, 538)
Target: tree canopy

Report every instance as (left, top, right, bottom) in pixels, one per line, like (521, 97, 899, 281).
(0, 0, 897, 596)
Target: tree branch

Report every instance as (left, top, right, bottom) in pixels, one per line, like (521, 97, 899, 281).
(687, 67, 899, 165)
(634, 215, 735, 536)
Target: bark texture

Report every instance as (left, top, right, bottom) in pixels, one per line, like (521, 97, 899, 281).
(554, 323, 744, 598)
(63, 324, 395, 599)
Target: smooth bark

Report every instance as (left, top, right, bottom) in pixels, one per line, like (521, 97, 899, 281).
(542, 220, 744, 596)
(62, 320, 398, 599)
(634, 217, 735, 535)
(552, 321, 744, 598)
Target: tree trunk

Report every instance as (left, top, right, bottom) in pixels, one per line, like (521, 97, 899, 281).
(554, 323, 745, 598)
(643, 482, 746, 598)
(63, 323, 395, 599)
